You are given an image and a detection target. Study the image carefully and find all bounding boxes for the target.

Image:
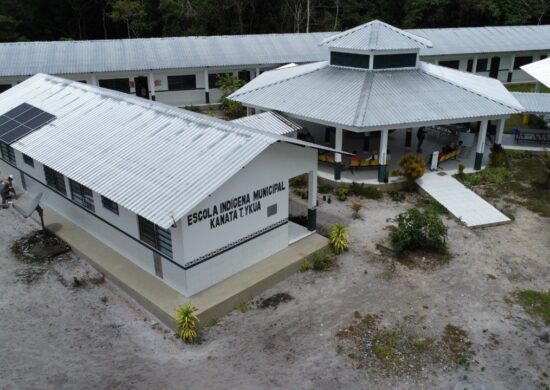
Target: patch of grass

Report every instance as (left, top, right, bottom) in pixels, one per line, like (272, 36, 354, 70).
(506, 83, 550, 93)
(387, 190, 406, 202)
(515, 290, 550, 325)
(238, 300, 251, 313)
(302, 247, 337, 272)
(336, 313, 474, 376)
(289, 174, 307, 188)
(417, 195, 449, 215)
(259, 292, 293, 310)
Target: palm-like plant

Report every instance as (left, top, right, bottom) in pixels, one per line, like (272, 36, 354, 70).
(330, 223, 349, 254)
(175, 303, 199, 343)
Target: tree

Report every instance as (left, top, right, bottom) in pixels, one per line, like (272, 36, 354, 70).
(108, 0, 150, 37)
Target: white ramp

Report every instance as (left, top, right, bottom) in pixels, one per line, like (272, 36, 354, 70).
(417, 172, 510, 228)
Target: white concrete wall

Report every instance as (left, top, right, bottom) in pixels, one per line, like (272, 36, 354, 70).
(181, 142, 317, 295)
(0, 152, 189, 295)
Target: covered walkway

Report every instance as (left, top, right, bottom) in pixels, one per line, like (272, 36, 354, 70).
(417, 172, 510, 228)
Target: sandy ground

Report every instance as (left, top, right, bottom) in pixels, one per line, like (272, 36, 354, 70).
(1, 192, 549, 389)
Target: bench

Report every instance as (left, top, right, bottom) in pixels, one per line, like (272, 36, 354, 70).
(514, 129, 550, 145)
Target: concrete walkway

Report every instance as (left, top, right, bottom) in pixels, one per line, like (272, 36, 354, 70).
(22, 201, 328, 331)
(417, 172, 510, 228)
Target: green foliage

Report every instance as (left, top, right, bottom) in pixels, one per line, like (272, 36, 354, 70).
(349, 182, 383, 199)
(457, 163, 465, 176)
(175, 303, 199, 343)
(302, 247, 337, 272)
(330, 223, 349, 254)
(290, 174, 307, 188)
(397, 154, 425, 188)
(108, 0, 150, 38)
(388, 190, 405, 202)
(221, 98, 246, 119)
(390, 208, 448, 254)
(515, 290, 550, 325)
(489, 149, 508, 168)
(418, 196, 449, 216)
(216, 73, 245, 98)
(318, 178, 335, 194)
(335, 186, 348, 201)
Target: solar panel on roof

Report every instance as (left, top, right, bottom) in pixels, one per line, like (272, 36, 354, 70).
(0, 103, 56, 144)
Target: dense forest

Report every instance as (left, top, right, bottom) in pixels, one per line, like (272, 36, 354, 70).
(1, 0, 550, 42)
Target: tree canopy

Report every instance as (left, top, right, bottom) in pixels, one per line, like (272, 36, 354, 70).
(0, 0, 549, 42)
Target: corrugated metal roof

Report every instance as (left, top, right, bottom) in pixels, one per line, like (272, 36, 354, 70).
(511, 92, 550, 114)
(411, 25, 550, 56)
(231, 111, 301, 135)
(0, 74, 329, 229)
(1, 24, 550, 78)
(230, 62, 524, 130)
(521, 57, 550, 88)
(0, 33, 331, 77)
(321, 20, 433, 51)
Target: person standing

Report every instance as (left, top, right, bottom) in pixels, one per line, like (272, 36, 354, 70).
(1, 175, 16, 208)
(417, 127, 427, 153)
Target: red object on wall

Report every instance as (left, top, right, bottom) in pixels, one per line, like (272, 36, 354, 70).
(154, 80, 161, 87)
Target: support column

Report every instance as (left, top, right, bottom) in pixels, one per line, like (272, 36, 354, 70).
(203, 69, 210, 104)
(307, 170, 317, 231)
(472, 57, 478, 73)
(378, 129, 388, 183)
(334, 127, 343, 181)
(405, 128, 412, 148)
(91, 74, 98, 86)
(255, 67, 261, 79)
(246, 107, 253, 116)
(148, 71, 156, 101)
(535, 81, 541, 93)
(508, 56, 515, 83)
(475, 120, 488, 170)
(494, 119, 505, 151)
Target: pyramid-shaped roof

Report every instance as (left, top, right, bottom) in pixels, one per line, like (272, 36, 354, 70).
(321, 20, 433, 52)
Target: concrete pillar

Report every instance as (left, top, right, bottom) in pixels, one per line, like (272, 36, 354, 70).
(203, 69, 210, 104)
(307, 170, 317, 231)
(91, 74, 98, 86)
(494, 118, 505, 152)
(378, 129, 388, 183)
(334, 127, 343, 181)
(472, 57, 478, 73)
(535, 81, 541, 93)
(148, 71, 156, 101)
(508, 56, 515, 82)
(246, 107, 253, 116)
(405, 128, 412, 148)
(255, 67, 261, 79)
(475, 120, 488, 170)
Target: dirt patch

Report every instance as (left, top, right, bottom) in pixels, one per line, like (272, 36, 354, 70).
(258, 292, 294, 310)
(11, 230, 70, 263)
(336, 312, 474, 377)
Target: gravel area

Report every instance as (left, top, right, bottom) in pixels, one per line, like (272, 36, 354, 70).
(1, 191, 549, 389)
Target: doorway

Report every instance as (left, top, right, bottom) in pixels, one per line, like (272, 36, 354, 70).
(134, 76, 149, 99)
(489, 57, 500, 79)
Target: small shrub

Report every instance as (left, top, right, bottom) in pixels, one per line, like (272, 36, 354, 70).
(397, 154, 425, 189)
(100, 296, 108, 304)
(336, 185, 349, 201)
(457, 163, 465, 176)
(348, 182, 383, 199)
(290, 174, 308, 188)
(175, 303, 199, 343)
(238, 301, 250, 313)
(222, 98, 246, 119)
(390, 208, 448, 254)
(388, 190, 405, 202)
(489, 149, 508, 168)
(318, 178, 335, 194)
(351, 202, 363, 219)
(330, 223, 349, 254)
(310, 248, 337, 271)
(300, 259, 312, 272)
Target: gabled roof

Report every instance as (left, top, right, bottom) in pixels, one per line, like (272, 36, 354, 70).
(0, 33, 330, 77)
(411, 25, 550, 56)
(321, 20, 433, 52)
(232, 111, 301, 135)
(229, 61, 524, 130)
(521, 57, 550, 89)
(0, 74, 331, 229)
(512, 92, 550, 114)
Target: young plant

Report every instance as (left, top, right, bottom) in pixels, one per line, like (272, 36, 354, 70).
(457, 163, 465, 176)
(390, 208, 448, 254)
(396, 154, 425, 189)
(351, 202, 363, 219)
(175, 303, 199, 343)
(330, 223, 349, 254)
(336, 185, 348, 201)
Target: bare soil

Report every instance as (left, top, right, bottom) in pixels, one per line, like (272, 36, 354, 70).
(1, 189, 549, 389)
